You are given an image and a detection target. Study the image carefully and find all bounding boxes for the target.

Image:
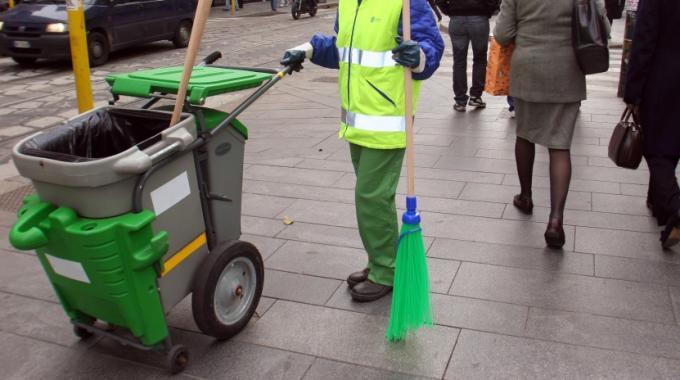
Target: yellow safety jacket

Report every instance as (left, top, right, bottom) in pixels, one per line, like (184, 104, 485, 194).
(337, 0, 423, 149)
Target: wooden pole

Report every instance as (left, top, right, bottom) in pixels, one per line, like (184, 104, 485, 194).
(402, 0, 415, 196)
(170, 0, 214, 126)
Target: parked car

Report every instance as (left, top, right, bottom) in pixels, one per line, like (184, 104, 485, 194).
(0, 0, 196, 66)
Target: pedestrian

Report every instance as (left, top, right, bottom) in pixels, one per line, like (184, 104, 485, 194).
(224, 0, 243, 11)
(280, 0, 444, 302)
(437, 0, 499, 112)
(271, 0, 277, 11)
(494, 0, 609, 249)
(624, 0, 680, 249)
(605, 0, 625, 27)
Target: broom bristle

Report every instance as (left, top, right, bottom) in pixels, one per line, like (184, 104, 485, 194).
(386, 222, 432, 342)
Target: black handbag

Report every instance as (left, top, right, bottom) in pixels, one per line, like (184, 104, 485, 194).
(572, 0, 610, 75)
(608, 107, 643, 169)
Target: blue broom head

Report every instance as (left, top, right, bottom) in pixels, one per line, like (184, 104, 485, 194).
(386, 196, 433, 342)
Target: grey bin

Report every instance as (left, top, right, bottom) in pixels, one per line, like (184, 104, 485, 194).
(12, 106, 197, 219)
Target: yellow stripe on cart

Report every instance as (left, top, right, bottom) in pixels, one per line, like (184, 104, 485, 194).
(161, 233, 207, 277)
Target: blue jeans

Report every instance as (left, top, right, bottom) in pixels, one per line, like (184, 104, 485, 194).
(271, 0, 277, 10)
(448, 16, 490, 104)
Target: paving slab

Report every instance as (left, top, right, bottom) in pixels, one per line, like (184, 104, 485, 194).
(428, 238, 594, 276)
(237, 301, 459, 379)
(0, 250, 56, 302)
(575, 226, 679, 262)
(422, 212, 576, 251)
(446, 329, 680, 379)
(263, 269, 341, 305)
(595, 254, 680, 287)
(265, 241, 366, 280)
(450, 262, 675, 324)
(503, 204, 658, 233)
(525, 307, 680, 360)
(93, 328, 314, 380)
(303, 358, 435, 380)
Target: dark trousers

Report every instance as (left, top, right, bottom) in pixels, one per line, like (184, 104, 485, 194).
(646, 155, 680, 226)
(448, 16, 490, 104)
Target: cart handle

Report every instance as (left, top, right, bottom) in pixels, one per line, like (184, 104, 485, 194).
(208, 65, 295, 137)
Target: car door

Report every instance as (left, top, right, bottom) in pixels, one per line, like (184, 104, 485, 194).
(138, 0, 173, 40)
(109, 0, 146, 47)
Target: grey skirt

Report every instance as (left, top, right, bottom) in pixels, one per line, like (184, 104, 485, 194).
(514, 98, 581, 150)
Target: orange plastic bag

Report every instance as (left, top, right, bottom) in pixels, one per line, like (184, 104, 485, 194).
(484, 38, 515, 96)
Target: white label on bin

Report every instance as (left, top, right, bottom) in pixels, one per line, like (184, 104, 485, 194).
(46, 254, 90, 284)
(151, 171, 191, 216)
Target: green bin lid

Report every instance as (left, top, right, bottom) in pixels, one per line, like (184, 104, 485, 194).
(106, 66, 273, 104)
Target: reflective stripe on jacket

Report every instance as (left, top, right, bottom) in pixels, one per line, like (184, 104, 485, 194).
(337, 0, 423, 149)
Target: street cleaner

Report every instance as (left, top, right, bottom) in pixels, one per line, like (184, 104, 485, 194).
(280, 0, 444, 303)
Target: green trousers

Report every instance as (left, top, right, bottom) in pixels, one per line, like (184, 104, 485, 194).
(350, 143, 405, 286)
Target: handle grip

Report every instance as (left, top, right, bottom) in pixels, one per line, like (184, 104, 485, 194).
(9, 201, 55, 251)
(200, 51, 223, 66)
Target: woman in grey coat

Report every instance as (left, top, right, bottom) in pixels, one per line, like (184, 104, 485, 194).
(494, 0, 609, 248)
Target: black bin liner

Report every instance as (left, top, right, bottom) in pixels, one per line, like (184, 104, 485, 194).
(20, 108, 178, 163)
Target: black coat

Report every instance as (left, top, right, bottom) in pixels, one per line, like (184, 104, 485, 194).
(605, 0, 625, 19)
(624, 0, 680, 156)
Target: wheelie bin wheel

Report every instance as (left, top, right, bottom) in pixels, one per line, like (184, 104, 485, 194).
(192, 240, 264, 340)
(73, 325, 93, 340)
(166, 344, 189, 374)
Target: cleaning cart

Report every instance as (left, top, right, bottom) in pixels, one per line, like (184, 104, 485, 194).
(8, 52, 294, 373)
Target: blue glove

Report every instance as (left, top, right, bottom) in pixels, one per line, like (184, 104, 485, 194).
(392, 36, 421, 69)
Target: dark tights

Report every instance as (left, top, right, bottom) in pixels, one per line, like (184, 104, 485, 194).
(515, 137, 572, 221)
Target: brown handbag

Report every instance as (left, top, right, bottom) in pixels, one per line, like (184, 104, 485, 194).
(608, 107, 643, 169)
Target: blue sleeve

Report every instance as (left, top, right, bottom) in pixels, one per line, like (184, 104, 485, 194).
(398, 0, 445, 80)
(309, 10, 340, 70)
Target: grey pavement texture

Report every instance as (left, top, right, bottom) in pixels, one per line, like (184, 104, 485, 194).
(1, 8, 679, 380)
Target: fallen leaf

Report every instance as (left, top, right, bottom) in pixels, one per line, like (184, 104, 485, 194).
(282, 216, 294, 225)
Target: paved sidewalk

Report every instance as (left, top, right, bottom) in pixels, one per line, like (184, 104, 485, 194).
(1, 9, 680, 380)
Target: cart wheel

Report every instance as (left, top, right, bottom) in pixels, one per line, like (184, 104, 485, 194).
(291, 1, 301, 19)
(73, 325, 93, 340)
(166, 344, 189, 374)
(192, 240, 263, 340)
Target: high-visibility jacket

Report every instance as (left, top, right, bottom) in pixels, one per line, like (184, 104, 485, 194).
(336, 0, 423, 149)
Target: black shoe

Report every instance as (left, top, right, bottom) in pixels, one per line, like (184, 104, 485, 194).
(350, 280, 392, 302)
(513, 194, 534, 215)
(453, 102, 466, 112)
(346, 268, 369, 289)
(661, 211, 680, 249)
(545, 218, 565, 249)
(468, 97, 486, 109)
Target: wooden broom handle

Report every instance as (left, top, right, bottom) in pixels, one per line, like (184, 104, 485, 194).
(402, 0, 415, 196)
(170, 0, 214, 126)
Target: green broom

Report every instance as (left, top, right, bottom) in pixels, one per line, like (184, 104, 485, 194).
(386, 0, 433, 342)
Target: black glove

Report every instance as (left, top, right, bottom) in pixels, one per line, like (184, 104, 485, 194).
(392, 36, 421, 69)
(280, 50, 306, 72)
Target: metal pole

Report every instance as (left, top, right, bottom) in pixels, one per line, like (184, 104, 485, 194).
(231, 0, 235, 15)
(8, 0, 14, 9)
(66, 0, 94, 112)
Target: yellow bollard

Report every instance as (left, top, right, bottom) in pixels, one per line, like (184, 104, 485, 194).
(231, 0, 235, 16)
(8, 0, 14, 9)
(66, 0, 94, 113)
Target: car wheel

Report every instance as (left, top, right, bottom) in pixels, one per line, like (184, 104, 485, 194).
(87, 31, 109, 67)
(173, 21, 191, 49)
(12, 57, 37, 66)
